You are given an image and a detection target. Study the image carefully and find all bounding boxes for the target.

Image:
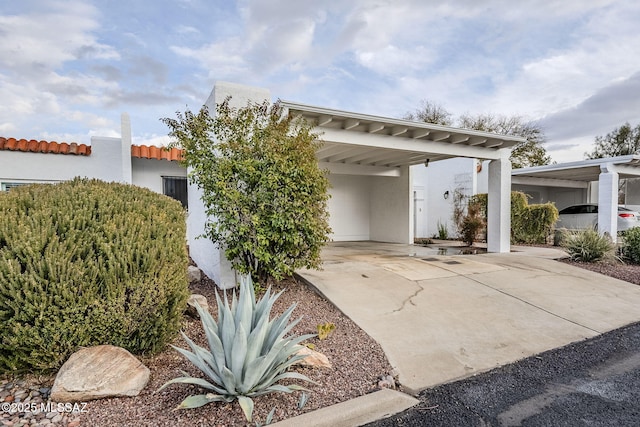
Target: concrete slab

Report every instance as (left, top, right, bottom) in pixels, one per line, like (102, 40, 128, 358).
(297, 242, 640, 395)
(271, 389, 419, 427)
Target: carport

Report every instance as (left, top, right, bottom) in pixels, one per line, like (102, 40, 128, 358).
(190, 81, 525, 288)
(512, 155, 640, 238)
(281, 101, 524, 253)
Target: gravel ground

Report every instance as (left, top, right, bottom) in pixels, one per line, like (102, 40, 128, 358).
(560, 258, 640, 286)
(1, 273, 393, 427)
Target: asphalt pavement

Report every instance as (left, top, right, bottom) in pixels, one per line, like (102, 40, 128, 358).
(364, 321, 640, 427)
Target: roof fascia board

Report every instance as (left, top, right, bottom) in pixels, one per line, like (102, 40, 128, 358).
(281, 100, 526, 145)
(511, 176, 589, 189)
(319, 128, 503, 160)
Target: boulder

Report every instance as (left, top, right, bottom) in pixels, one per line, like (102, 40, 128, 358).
(186, 294, 209, 318)
(51, 345, 150, 402)
(294, 346, 332, 369)
(187, 265, 202, 283)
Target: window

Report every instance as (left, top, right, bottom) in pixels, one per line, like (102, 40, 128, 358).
(1, 182, 32, 191)
(162, 176, 188, 208)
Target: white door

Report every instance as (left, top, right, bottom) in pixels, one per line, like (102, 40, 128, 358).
(413, 188, 427, 238)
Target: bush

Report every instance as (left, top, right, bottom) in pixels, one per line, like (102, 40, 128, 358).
(460, 200, 485, 246)
(622, 227, 640, 264)
(0, 178, 189, 373)
(563, 228, 617, 263)
(471, 192, 558, 244)
(164, 99, 331, 283)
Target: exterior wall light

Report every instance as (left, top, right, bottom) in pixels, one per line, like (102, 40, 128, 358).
(443, 190, 450, 200)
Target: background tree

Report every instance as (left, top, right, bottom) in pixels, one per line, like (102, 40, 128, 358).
(163, 98, 332, 283)
(403, 100, 453, 126)
(585, 122, 640, 159)
(405, 100, 551, 168)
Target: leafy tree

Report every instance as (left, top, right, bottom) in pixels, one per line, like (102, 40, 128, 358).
(163, 98, 331, 283)
(458, 113, 550, 168)
(403, 100, 453, 126)
(405, 101, 551, 168)
(585, 122, 640, 159)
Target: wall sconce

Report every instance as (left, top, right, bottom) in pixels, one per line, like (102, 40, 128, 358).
(443, 190, 450, 200)
(424, 158, 430, 167)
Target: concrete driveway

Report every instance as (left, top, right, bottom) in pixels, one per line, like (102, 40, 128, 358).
(297, 242, 640, 395)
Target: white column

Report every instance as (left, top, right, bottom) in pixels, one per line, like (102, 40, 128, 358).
(598, 163, 618, 240)
(487, 153, 511, 253)
(188, 82, 271, 289)
(120, 113, 133, 184)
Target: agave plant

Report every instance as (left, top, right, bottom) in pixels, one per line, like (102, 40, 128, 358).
(158, 274, 316, 422)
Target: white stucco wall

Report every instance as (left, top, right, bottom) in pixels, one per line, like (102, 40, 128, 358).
(187, 81, 271, 289)
(412, 158, 478, 238)
(131, 158, 186, 193)
(370, 166, 412, 243)
(327, 174, 371, 241)
(0, 137, 125, 184)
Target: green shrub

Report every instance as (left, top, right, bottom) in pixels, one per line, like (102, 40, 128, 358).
(622, 227, 640, 264)
(471, 192, 558, 244)
(460, 200, 485, 246)
(563, 228, 617, 262)
(0, 178, 189, 373)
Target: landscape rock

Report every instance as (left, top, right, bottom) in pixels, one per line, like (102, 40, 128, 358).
(50, 345, 150, 402)
(187, 265, 202, 283)
(294, 346, 332, 368)
(186, 294, 209, 318)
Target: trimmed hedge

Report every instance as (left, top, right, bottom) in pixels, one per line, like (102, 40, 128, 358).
(622, 227, 640, 264)
(471, 192, 558, 244)
(0, 178, 189, 373)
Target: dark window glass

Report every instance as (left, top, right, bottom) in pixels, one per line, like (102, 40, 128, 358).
(162, 176, 188, 208)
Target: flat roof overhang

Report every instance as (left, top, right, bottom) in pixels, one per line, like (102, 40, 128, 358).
(282, 101, 526, 170)
(512, 155, 640, 188)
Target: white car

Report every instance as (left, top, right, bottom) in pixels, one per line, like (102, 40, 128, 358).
(556, 204, 640, 232)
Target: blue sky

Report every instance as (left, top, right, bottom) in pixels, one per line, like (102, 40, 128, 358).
(1, 0, 639, 163)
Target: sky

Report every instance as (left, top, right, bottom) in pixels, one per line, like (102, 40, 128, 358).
(1, 0, 640, 163)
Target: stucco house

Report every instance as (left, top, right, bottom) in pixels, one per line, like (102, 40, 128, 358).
(0, 113, 187, 206)
(1, 82, 529, 289)
(188, 82, 523, 288)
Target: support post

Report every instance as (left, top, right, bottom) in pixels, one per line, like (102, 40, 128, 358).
(487, 153, 511, 253)
(598, 164, 619, 240)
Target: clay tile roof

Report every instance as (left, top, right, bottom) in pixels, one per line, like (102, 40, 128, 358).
(131, 144, 184, 162)
(0, 137, 91, 156)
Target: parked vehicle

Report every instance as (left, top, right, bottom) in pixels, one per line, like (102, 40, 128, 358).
(556, 204, 640, 232)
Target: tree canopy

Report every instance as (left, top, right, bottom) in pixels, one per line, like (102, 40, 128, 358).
(585, 122, 640, 159)
(163, 98, 331, 283)
(405, 100, 551, 168)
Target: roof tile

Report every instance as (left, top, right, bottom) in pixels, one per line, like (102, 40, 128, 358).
(0, 137, 183, 161)
(0, 137, 92, 156)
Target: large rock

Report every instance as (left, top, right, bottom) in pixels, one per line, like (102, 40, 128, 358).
(187, 265, 202, 283)
(51, 345, 150, 402)
(186, 294, 209, 318)
(294, 346, 332, 368)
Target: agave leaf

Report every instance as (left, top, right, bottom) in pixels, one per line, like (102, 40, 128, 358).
(237, 395, 254, 422)
(219, 294, 236, 365)
(175, 335, 222, 385)
(176, 393, 222, 409)
(241, 355, 269, 392)
(244, 310, 269, 365)
(266, 407, 276, 424)
(220, 365, 237, 395)
(252, 286, 273, 327)
(157, 376, 222, 394)
(203, 323, 226, 374)
(235, 277, 253, 340)
(194, 300, 218, 337)
(263, 304, 297, 352)
(230, 323, 248, 381)
(269, 371, 317, 386)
